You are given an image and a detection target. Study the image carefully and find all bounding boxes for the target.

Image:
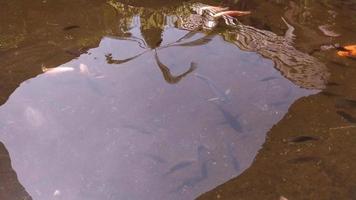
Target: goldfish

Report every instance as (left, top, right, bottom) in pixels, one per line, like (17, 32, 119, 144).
(213, 10, 251, 18)
(337, 45, 356, 58)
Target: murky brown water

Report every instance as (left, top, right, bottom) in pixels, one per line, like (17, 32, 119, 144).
(0, 0, 355, 200)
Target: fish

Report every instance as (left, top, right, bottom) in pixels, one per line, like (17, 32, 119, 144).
(42, 66, 74, 74)
(197, 145, 209, 161)
(337, 44, 356, 58)
(215, 104, 243, 133)
(194, 5, 229, 16)
(164, 161, 195, 176)
(174, 161, 208, 192)
(213, 10, 251, 18)
(195, 73, 230, 103)
(335, 99, 356, 109)
(260, 76, 279, 82)
(63, 25, 80, 31)
(288, 136, 319, 143)
(336, 111, 356, 123)
(226, 143, 240, 171)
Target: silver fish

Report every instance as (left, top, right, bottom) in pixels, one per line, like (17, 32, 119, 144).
(195, 73, 230, 103)
(164, 160, 195, 176)
(216, 104, 243, 133)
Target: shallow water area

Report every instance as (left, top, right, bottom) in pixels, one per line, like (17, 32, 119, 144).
(1, 0, 355, 200)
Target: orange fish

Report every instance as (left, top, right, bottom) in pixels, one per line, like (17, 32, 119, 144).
(213, 10, 251, 18)
(337, 45, 356, 58)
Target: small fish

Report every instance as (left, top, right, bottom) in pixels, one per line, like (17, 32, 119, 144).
(197, 145, 210, 161)
(337, 44, 356, 58)
(213, 10, 251, 18)
(336, 111, 356, 123)
(260, 76, 279, 82)
(164, 161, 194, 176)
(174, 161, 208, 192)
(335, 99, 356, 109)
(42, 66, 74, 74)
(195, 5, 229, 16)
(226, 143, 240, 171)
(216, 104, 243, 133)
(195, 73, 230, 103)
(288, 136, 319, 143)
(63, 25, 80, 31)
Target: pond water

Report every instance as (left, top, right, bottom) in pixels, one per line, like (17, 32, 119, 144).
(0, 0, 355, 200)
